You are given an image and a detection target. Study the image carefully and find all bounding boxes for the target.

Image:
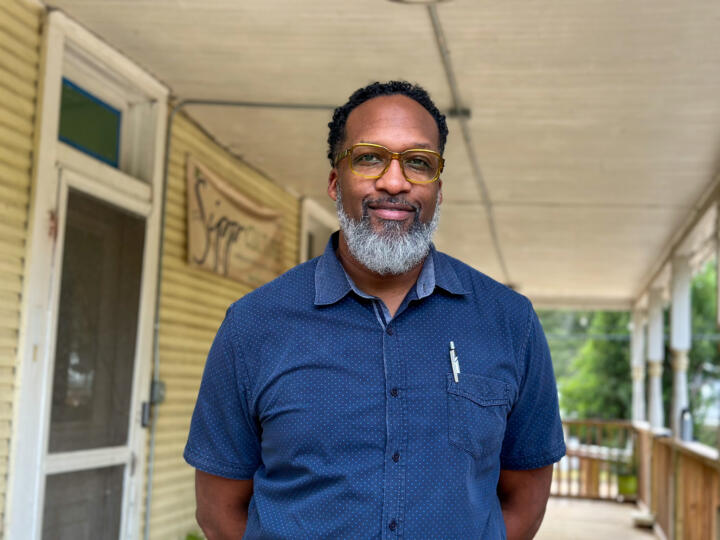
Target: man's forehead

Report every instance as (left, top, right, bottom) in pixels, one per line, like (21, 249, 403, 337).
(344, 95, 439, 148)
(346, 95, 433, 124)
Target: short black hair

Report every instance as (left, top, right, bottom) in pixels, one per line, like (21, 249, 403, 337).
(327, 80, 448, 165)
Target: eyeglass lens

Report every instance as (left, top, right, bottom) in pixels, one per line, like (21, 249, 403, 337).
(350, 145, 440, 183)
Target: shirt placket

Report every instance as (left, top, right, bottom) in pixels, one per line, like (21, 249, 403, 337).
(374, 302, 407, 539)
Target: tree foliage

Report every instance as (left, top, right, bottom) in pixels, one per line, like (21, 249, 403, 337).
(687, 260, 720, 444)
(557, 311, 631, 419)
(535, 310, 593, 381)
(539, 259, 720, 446)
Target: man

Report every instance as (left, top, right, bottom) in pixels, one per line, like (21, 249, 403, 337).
(184, 81, 565, 539)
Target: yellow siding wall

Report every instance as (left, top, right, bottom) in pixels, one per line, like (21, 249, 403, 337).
(0, 0, 42, 532)
(146, 112, 299, 538)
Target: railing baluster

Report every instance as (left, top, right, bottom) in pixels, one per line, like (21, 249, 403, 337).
(556, 419, 637, 503)
(567, 423, 573, 497)
(566, 423, 571, 497)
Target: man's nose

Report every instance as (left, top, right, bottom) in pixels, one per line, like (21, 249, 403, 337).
(375, 157, 411, 194)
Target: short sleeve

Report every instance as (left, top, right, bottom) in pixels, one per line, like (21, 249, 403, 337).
(500, 304, 566, 470)
(183, 305, 261, 479)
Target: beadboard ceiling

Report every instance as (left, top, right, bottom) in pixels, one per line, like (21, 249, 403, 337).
(48, 0, 720, 308)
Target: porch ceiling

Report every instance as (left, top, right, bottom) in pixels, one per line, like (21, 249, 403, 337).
(48, 0, 720, 308)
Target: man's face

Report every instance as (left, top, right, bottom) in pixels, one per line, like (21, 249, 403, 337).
(328, 95, 443, 234)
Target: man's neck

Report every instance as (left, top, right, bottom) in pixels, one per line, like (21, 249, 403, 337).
(336, 231, 424, 318)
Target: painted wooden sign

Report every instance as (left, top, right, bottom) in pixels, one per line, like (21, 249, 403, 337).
(186, 156, 284, 288)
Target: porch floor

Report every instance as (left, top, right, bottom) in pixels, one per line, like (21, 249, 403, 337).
(536, 498, 657, 540)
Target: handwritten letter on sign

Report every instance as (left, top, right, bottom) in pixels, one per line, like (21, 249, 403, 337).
(186, 156, 285, 288)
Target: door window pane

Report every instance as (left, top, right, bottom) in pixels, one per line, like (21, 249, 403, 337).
(58, 78, 121, 167)
(49, 189, 145, 452)
(42, 466, 124, 540)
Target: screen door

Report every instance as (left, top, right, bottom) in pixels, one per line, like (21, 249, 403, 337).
(41, 183, 147, 540)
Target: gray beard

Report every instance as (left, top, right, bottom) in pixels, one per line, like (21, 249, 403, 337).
(336, 185, 440, 276)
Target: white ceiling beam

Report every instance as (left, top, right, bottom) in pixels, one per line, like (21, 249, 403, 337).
(529, 296, 632, 311)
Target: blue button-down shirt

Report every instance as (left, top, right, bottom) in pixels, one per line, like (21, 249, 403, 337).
(185, 233, 565, 539)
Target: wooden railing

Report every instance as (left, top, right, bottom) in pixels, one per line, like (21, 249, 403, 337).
(551, 419, 637, 501)
(552, 420, 720, 539)
(635, 424, 720, 540)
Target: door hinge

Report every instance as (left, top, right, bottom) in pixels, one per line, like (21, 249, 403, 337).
(141, 381, 165, 428)
(141, 401, 151, 427)
(130, 452, 137, 477)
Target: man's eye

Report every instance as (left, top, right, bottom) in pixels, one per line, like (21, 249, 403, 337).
(354, 153, 384, 165)
(405, 156, 432, 170)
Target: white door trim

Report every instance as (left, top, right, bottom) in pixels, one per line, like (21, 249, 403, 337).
(299, 196, 339, 263)
(57, 144, 153, 205)
(60, 165, 153, 218)
(5, 10, 168, 540)
(45, 447, 133, 476)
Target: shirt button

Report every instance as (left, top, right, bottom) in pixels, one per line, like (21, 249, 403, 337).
(392, 452, 400, 463)
(386, 326, 393, 335)
(389, 520, 397, 531)
(390, 388, 399, 397)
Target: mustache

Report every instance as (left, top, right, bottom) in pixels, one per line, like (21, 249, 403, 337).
(361, 197, 420, 218)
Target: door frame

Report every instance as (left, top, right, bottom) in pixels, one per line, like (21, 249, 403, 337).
(40, 165, 152, 539)
(6, 11, 168, 539)
(299, 196, 339, 263)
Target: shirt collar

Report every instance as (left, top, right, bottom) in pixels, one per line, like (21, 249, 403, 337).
(313, 232, 352, 306)
(432, 244, 470, 297)
(314, 231, 468, 306)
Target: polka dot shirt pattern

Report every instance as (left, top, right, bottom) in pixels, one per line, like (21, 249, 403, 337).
(184, 233, 566, 539)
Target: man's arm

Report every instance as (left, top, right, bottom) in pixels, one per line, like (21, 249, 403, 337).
(497, 465, 553, 540)
(195, 470, 254, 539)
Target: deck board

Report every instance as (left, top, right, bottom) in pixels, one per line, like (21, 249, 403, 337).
(537, 498, 657, 540)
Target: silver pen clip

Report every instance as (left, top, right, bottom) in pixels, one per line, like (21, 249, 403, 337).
(449, 341, 460, 383)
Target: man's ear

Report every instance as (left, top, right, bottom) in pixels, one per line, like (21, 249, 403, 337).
(328, 169, 339, 202)
(437, 179, 443, 205)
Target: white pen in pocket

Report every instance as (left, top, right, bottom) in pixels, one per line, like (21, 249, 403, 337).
(449, 341, 460, 383)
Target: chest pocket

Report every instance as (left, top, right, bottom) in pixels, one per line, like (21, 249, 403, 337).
(446, 373, 510, 460)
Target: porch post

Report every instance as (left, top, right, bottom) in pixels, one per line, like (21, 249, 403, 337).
(670, 255, 692, 438)
(647, 287, 665, 429)
(631, 310, 646, 423)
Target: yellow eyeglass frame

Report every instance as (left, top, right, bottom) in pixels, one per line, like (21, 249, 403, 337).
(334, 143, 444, 184)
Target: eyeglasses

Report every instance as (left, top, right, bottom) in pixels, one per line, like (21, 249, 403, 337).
(334, 143, 444, 184)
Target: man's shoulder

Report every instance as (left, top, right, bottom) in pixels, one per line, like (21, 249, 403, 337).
(437, 251, 542, 365)
(436, 250, 533, 317)
(228, 257, 319, 315)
